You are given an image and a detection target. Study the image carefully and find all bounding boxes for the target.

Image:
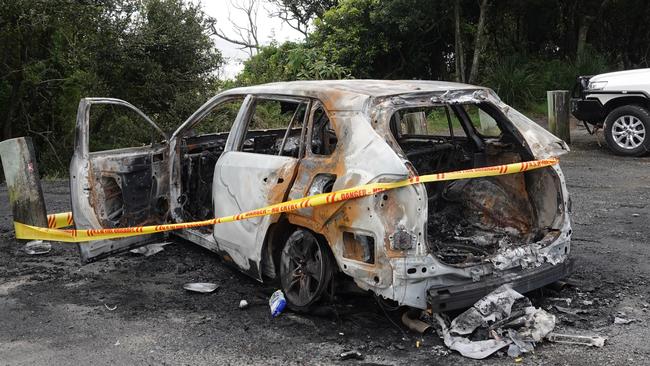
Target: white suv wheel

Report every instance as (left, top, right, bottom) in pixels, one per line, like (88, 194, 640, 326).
(611, 115, 646, 149)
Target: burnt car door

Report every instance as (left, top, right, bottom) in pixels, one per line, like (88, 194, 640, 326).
(212, 96, 309, 277)
(70, 98, 170, 262)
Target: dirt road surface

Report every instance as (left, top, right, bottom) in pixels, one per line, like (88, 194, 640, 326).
(1, 127, 649, 365)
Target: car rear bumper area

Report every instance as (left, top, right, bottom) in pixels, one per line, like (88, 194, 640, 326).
(571, 98, 605, 124)
(427, 259, 574, 312)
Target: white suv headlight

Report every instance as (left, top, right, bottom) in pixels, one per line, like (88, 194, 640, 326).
(587, 80, 608, 90)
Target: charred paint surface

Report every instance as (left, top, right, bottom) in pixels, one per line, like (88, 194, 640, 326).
(70, 98, 169, 263)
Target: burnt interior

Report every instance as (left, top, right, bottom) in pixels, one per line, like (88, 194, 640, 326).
(178, 129, 303, 223)
(391, 103, 561, 266)
(179, 132, 229, 224)
(177, 99, 307, 228)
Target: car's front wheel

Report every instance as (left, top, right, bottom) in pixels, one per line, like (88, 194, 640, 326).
(603, 105, 650, 156)
(279, 229, 333, 312)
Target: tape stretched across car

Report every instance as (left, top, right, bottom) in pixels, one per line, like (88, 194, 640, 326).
(0, 80, 573, 313)
(14, 157, 559, 242)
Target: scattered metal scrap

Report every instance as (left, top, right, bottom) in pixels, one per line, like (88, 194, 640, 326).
(401, 311, 432, 334)
(433, 285, 556, 359)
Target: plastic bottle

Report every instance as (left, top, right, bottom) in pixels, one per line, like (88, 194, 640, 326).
(269, 289, 286, 317)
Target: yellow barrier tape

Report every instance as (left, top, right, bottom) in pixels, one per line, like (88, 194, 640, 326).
(47, 212, 74, 229)
(15, 158, 559, 243)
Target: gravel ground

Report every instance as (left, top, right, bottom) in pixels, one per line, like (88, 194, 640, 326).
(1, 126, 649, 365)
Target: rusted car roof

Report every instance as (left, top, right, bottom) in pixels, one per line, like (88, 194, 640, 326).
(221, 80, 485, 111)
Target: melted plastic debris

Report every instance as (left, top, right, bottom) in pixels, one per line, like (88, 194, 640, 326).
(434, 285, 555, 359)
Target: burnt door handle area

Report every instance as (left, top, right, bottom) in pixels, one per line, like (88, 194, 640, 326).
(152, 153, 164, 162)
(262, 177, 284, 184)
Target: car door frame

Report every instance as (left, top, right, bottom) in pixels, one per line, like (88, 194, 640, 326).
(210, 94, 312, 279)
(70, 97, 169, 263)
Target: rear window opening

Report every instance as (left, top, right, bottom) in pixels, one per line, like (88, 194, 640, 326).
(390, 103, 563, 267)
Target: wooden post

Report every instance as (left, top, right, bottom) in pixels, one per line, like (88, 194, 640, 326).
(0, 137, 48, 235)
(403, 111, 428, 135)
(547, 90, 571, 143)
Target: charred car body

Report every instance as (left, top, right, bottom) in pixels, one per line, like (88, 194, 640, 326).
(62, 80, 572, 312)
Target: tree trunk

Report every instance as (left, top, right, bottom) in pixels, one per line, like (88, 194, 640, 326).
(469, 0, 489, 84)
(576, 15, 594, 62)
(454, 0, 466, 83)
(2, 66, 24, 142)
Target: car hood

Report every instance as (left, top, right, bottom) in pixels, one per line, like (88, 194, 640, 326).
(590, 68, 650, 83)
(589, 68, 650, 92)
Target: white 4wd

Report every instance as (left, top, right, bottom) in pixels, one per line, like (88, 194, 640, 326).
(571, 68, 650, 156)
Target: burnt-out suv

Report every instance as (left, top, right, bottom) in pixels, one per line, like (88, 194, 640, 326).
(67, 80, 572, 312)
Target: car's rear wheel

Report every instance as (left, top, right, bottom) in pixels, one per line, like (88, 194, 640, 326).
(279, 229, 333, 312)
(604, 105, 650, 156)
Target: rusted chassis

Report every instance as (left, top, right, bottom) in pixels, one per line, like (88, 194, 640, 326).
(37, 81, 571, 311)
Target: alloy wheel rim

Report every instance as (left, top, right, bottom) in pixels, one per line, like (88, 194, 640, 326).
(612, 115, 646, 149)
(281, 232, 324, 307)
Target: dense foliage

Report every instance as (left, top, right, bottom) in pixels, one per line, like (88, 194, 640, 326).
(0, 0, 222, 175)
(2, 0, 650, 176)
(246, 0, 650, 108)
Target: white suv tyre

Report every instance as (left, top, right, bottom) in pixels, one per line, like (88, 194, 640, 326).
(603, 105, 650, 156)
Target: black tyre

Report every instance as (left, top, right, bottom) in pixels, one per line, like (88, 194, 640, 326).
(279, 229, 333, 312)
(603, 105, 650, 156)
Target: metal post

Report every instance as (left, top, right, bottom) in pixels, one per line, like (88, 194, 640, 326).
(547, 90, 571, 143)
(0, 137, 48, 233)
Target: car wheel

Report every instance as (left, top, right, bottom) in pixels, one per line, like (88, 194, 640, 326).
(603, 105, 650, 156)
(279, 229, 333, 312)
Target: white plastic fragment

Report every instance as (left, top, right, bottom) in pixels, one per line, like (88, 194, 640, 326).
(554, 305, 591, 315)
(546, 332, 606, 347)
(183, 283, 219, 293)
(23, 240, 51, 255)
(239, 299, 249, 309)
(130, 242, 171, 256)
(613, 316, 636, 325)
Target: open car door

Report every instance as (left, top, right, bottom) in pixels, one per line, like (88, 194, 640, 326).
(70, 98, 170, 263)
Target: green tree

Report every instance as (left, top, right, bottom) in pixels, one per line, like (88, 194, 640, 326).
(0, 0, 222, 175)
(236, 41, 350, 85)
(309, 0, 454, 79)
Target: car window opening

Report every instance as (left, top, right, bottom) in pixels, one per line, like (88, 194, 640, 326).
(311, 106, 338, 155)
(177, 97, 309, 230)
(178, 97, 245, 229)
(241, 99, 308, 157)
